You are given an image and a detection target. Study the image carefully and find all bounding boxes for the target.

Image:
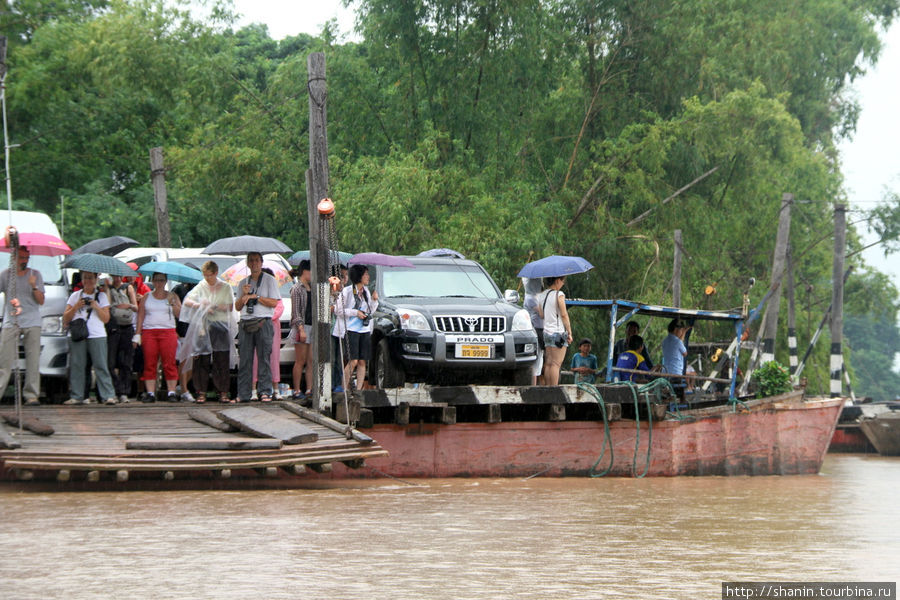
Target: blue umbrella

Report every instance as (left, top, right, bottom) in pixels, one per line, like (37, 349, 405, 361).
(138, 261, 203, 284)
(516, 255, 594, 279)
(62, 253, 135, 277)
(418, 248, 466, 259)
(288, 250, 353, 266)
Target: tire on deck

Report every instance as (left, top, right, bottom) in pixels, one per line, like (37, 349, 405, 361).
(374, 337, 405, 389)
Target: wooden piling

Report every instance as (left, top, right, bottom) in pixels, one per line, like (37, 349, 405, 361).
(149, 147, 171, 248)
(673, 229, 683, 307)
(760, 193, 793, 364)
(307, 51, 331, 412)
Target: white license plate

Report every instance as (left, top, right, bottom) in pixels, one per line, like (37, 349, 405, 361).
(456, 344, 493, 359)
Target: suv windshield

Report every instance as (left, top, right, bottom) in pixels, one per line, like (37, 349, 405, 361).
(1, 252, 64, 284)
(382, 264, 500, 299)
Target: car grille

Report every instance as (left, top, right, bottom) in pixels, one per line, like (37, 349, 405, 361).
(434, 315, 506, 333)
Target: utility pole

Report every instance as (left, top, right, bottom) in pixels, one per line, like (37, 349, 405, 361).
(673, 229, 682, 307)
(786, 244, 798, 376)
(1, 34, 13, 217)
(830, 204, 847, 398)
(149, 147, 171, 248)
(307, 52, 331, 412)
(760, 193, 793, 364)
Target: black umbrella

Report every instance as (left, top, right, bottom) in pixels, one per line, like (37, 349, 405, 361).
(72, 235, 139, 257)
(202, 235, 292, 256)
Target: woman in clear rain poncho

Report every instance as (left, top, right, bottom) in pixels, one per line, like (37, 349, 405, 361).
(177, 261, 238, 403)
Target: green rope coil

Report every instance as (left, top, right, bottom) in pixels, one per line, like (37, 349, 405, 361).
(609, 381, 653, 478)
(577, 382, 614, 477)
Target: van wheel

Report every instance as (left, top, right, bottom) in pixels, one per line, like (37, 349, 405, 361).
(375, 338, 405, 388)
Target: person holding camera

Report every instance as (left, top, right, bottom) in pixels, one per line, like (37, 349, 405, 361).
(339, 264, 378, 391)
(62, 271, 116, 404)
(536, 275, 573, 386)
(234, 251, 279, 402)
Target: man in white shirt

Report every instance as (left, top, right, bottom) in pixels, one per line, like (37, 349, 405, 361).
(234, 252, 280, 402)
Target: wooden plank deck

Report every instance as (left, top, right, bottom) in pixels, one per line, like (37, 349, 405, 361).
(0, 402, 387, 483)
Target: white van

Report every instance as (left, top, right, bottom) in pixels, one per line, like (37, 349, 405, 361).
(115, 247, 296, 379)
(1, 210, 71, 400)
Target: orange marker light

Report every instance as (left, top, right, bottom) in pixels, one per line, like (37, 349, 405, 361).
(317, 197, 335, 219)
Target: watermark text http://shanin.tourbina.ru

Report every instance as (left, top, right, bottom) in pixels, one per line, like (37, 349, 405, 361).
(722, 582, 896, 599)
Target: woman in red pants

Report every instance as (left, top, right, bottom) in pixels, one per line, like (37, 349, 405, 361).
(135, 273, 182, 402)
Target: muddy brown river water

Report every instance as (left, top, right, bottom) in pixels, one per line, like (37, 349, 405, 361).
(1, 454, 898, 599)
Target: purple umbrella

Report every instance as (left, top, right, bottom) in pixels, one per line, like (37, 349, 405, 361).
(516, 255, 593, 278)
(348, 252, 415, 268)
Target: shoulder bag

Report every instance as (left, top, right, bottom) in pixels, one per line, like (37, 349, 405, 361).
(69, 292, 98, 342)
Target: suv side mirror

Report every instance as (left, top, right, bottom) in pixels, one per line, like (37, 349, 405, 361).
(504, 289, 519, 304)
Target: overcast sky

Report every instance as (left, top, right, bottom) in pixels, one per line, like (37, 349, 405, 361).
(232, 1, 900, 287)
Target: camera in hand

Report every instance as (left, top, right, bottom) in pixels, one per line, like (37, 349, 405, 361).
(246, 298, 258, 314)
(361, 313, 371, 326)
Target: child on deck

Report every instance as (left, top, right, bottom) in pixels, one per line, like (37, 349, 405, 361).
(570, 338, 599, 384)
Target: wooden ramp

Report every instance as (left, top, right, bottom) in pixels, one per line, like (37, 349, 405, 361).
(0, 402, 387, 484)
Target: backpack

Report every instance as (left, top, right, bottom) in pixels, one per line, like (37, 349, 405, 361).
(108, 284, 134, 326)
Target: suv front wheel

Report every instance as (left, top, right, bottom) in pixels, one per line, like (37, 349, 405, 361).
(375, 337, 405, 389)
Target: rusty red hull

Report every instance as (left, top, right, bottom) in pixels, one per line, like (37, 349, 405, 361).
(324, 397, 843, 478)
(829, 424, 875, 453)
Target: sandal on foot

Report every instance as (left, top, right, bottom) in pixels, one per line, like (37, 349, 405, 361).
(260, 393, 273, 403)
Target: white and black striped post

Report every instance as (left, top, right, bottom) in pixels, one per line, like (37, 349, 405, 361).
(829, 204, 847, 398)
(786, 244, 798, 375)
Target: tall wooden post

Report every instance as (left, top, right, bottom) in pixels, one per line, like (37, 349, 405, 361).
(307, 52, 331, 412)
(673, 229, 682, 307)
(1, 35, 13, 215)
(830, 204, 847, 398)
(149, 147, 171, 248)
(786, 244, 798, 375)
(760, 193, 792, 365)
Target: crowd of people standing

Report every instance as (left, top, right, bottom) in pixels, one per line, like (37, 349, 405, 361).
(3, 244, 700, 405)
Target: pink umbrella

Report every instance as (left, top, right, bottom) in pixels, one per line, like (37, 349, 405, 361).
(0, 230, 72, 256)
(221, 259, 292, 287)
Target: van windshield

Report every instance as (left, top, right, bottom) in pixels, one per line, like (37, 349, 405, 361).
(0, 252, 64, 284)
(382, 264, 500, 299)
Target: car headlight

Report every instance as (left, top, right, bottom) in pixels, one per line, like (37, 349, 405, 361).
(398, 308, 431, 331)
(511, 309, 533, 331)
(42, 315, 65, 335)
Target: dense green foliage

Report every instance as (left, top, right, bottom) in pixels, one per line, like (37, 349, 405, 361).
(752, 361, 793, 399)
(2, 0, 899, 398)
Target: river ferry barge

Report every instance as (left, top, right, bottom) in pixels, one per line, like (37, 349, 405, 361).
(0, 300, 842, 485)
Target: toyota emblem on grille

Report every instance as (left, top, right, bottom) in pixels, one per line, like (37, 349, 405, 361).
(465, 317, 479, 332)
